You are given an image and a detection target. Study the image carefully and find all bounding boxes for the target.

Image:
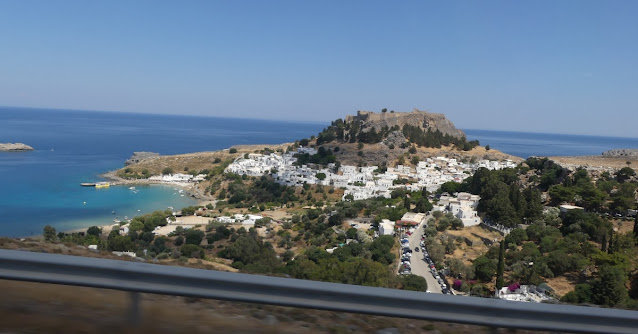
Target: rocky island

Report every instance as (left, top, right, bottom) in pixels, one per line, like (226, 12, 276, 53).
(0, 143, 34, 152)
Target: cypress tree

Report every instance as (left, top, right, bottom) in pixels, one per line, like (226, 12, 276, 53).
(633, 215, 638, 238)
(404, 196, 411, 211)
(601, 233, 608, 252)
(496, 241, 505, 290)
(608, 230, 614, 254)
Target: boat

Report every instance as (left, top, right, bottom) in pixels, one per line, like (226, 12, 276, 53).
(81, 183, 95, 187)
(129, 186, 136, 190)
(95, 182, 110, 189)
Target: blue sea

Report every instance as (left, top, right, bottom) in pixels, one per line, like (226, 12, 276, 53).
(464, 129, 638, 159)
(1, 107, 638, 238)
(0, 107, 325, 237)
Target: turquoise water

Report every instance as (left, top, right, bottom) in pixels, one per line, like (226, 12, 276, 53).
(2, 107, 637, 237)
(0, 107, 325, 237)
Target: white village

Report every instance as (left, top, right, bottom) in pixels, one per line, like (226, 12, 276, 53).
(225, 146, 516, 202)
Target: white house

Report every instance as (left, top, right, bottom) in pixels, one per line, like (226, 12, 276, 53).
(379, 219, 395, 236)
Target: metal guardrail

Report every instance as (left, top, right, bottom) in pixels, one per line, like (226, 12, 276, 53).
(1, 249, 637, 333)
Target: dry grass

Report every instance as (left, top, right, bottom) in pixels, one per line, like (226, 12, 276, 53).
(545, 274, 582, 297)
(548, 156, 638, 170)
(444, 226, 503, 265)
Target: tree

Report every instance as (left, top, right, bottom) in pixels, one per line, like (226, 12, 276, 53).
(401, 274, 428, 291)
(162, 167, 174, 175)
(185, 229, 204, 245)
(414, 197, 433, 213)
(404, 196, 411, 211)
(616, 167, 636, 183)
(505, 228, 528, 246)
(591, 265, 628, 306)
(108, 235, 134, 251)
(523, 187, 543, 222)
(43, 225, 57, 242)
(496, 241, 505, 290)
(473, 255, 497, 282)
(561, 284, 592, 304)
(381, 108, 387, 113)
(438, 181, 461, 195)
(485, 145, 490, 151)
(346, 227, 358, 239)
(634, 215, 638, 238)
(229, 148, 238, 153)
(316, 172, 326, 180)
(86, 226, 101, 237)
(180, 244, 205, 258)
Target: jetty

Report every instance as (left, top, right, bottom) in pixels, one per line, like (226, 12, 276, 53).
(80, 182, 115, 188)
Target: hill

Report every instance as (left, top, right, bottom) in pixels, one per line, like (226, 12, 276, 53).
(346, 109, 465, 139)
(304, 108, 519, 167)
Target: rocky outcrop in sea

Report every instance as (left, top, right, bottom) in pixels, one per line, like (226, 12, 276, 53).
(125, 151, 160, 165)
(602, 149, 638, 158)
(0, 143, 34, 152)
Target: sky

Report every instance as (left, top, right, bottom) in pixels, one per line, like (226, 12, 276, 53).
(0, 0, 636, 137)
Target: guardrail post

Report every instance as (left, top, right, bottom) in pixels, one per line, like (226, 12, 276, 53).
(128, 292, 141, 326)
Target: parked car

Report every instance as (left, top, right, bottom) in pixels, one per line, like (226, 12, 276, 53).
(415, 247, 420, 252)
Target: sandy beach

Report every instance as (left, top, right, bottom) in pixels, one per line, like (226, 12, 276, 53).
(100, 170, 215, 202)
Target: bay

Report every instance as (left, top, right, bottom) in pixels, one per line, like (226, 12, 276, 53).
(2, 107, 637, 238)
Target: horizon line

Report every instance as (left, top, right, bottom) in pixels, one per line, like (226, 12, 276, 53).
(2, 104, 638, 140)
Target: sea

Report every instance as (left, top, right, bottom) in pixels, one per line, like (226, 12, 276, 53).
(1, 107, 638, 238)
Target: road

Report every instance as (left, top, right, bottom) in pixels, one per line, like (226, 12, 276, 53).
(407, 213, 442, 294)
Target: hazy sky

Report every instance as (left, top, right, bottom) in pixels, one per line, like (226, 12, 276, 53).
(1, 1, 636, 136)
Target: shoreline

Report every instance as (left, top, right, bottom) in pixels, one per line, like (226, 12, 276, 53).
(59, 170, 217, 237)
(14, 171, 218, 239)
(99, 170, 215, 202)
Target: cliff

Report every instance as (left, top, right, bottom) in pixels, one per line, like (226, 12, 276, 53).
(602, 149, 638, 158)
(345, 109, 466, 139)
(0, 143, 34, 152)
(124, 151, 160, 165)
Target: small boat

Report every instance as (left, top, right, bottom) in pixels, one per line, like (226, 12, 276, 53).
(95, 182, 110, 189)
(81, 183, 95, 187)
(129, 186, 136, 190)
(112, 211, 115, 214)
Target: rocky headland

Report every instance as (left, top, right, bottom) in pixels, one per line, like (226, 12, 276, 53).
(124, 151, 160, 165)
(0, 143, 34, 152)
(602, 149, 638, 158)
(346, 108, 466, 138)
